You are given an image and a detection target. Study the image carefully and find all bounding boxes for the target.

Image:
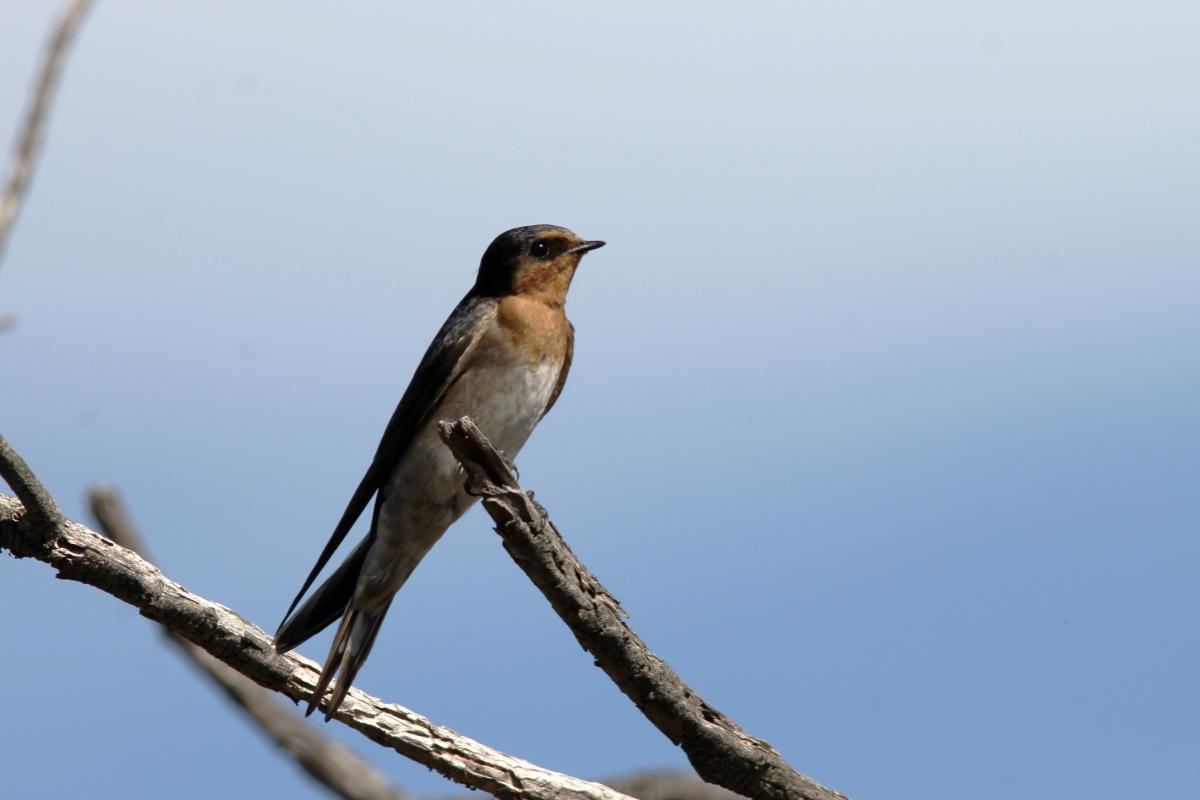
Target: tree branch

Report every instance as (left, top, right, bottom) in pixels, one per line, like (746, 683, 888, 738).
(0, 488, 632, 800)
(0, 434, 63, 534)
(437, 418, 846, 800)
(0, 0, 93, 266)
(88, 486, 409, 800)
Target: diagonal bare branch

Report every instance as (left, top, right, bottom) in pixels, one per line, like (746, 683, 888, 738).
(438, 417, 847, 800)
(88, 485, 409, 800)
(0, 0, 94, 266)
(0, 487, 632, 800)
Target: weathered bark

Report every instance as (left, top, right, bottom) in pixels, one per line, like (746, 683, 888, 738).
(88, 486, 409, 800)
(438, 418, 847, 800)
(0, 487, 632, 800)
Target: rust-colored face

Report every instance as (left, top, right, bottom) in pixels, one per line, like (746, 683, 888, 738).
(474, 225, 605, 303)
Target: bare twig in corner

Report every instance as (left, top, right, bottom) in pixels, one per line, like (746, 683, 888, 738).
(0, 0, 93, 266)
(87, 486, 408, 800)
(438, 417, 848, 800)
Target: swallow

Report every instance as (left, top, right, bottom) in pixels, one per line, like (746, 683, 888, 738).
(274, 224, 604, 719)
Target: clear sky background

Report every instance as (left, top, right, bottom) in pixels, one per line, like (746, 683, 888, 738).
(2, 2, 1198, 798)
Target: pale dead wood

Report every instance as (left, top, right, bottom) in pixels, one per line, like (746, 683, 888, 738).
(88, 486, 409, 800)
(0, 488, 632, 800)
(438, 418, 847, 800)
(0, 0, 94, 265)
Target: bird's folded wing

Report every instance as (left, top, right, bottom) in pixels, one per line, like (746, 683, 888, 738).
(278, 296, 498, 627)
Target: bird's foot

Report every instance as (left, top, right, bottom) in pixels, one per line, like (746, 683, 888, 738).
(497, 448, 519, 480)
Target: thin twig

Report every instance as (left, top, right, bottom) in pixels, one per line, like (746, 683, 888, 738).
(0, 0, 94, 266)
(437, 418, 847, 800)
(88, 486, 409, 800)
(0, 433, 63, 532)
(0, 490, 633, 800)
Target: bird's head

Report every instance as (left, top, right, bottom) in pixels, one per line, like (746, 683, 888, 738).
(473, 225, 605, 305)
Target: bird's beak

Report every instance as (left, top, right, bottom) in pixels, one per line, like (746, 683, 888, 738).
(566, 240, 606, 254)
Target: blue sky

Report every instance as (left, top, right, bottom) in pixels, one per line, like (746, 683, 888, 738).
(2, 2, 1198, 798)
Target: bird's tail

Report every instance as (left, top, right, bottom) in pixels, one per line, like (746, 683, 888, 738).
(274, 530, 432, 719)
(306, 597, 393, 720)
(275, 536, 393, 718)
(274, 537, 371, 654)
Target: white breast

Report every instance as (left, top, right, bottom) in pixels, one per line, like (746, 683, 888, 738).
(360, 348, 562, 604)
(446, 356, 559, 455)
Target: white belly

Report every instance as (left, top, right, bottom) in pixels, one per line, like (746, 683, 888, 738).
(439, 355, 560, 456)
(356, 353, 561, 605)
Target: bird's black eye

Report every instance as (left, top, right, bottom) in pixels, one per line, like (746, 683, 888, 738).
(530, 241, 550, 258)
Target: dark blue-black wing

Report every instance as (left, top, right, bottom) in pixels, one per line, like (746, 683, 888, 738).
(275, 295, 496, 636)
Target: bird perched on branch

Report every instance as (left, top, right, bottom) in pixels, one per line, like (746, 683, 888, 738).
(274, 224, 605, 718)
